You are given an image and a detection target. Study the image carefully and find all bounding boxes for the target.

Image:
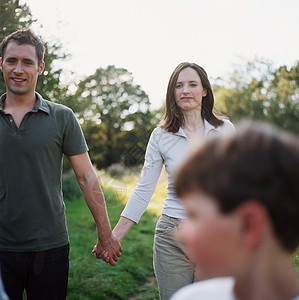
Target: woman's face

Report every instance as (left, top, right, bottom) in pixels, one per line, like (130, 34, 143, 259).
(174, 67, 207, 113)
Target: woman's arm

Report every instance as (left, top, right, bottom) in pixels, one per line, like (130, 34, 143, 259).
(120, 128, 164, 223)
(112, 216, 135, 241)
(112, 128, 164, 244)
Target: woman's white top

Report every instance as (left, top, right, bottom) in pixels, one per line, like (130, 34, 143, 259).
(121, 119, 235, 223)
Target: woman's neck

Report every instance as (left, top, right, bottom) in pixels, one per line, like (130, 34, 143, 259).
(182, 108, 204, 128)
(181, 109, 204, 138)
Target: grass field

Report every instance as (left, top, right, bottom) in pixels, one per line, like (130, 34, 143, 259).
(67, 189, 159, 299)
(66, 169, 299, 299)
(66, 167, 167, 299)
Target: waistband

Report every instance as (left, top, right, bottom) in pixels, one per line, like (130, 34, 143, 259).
(161, 214, 181, 225)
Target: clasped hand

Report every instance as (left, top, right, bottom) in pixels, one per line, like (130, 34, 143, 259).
(92, 234, 122, 266)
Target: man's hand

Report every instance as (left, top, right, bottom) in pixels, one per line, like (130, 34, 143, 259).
(92, 234, 122, 266)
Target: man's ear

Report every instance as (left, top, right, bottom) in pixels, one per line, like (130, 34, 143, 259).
(38, 61, 45, 75)
(0, 57, 3, 72)
(237, 201, 268, 247)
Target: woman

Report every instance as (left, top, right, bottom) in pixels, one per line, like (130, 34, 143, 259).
(112, 62, 235, 299)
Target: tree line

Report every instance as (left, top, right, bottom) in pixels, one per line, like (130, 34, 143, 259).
(1, 0, 298, 169)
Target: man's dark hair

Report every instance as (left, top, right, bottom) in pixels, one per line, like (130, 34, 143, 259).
(0, 29, 45, 66)
(175, 121, 299, 252)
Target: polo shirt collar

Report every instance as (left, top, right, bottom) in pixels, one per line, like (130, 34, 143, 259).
(33, 93, 50, 114)
(0, 94, 6, 112)
(175, 119, 219, 138)
(0, 92, 50, 115)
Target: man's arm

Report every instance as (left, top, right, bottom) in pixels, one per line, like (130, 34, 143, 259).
(68, 152, 122, 266)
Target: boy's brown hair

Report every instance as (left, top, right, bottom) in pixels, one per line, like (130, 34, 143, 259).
(175, 121, 299, 252)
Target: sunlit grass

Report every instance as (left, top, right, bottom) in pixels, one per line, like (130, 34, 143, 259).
(98, 166, 167, 216)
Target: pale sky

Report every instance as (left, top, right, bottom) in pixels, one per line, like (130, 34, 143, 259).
(21, 0, 299, 109)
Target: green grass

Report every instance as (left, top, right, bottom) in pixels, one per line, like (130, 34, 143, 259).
(294, 249, 299, 274)
(66, 187, 160, 299)
(65, 170, 299, 299)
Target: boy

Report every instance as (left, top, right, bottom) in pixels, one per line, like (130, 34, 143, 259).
(171, 122, 299, 300)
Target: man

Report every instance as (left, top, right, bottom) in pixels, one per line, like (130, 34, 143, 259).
(0, 29, 121, 300)
(171, 121, 299, 300)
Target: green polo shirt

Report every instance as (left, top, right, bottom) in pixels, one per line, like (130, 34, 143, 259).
(0, 93, 88, 251)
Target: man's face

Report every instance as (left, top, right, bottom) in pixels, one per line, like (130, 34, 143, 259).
(0, 41, 44, 97)
(176, 190, 246, 279)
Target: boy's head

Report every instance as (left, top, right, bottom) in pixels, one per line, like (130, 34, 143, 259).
(175, 121, 299, 278)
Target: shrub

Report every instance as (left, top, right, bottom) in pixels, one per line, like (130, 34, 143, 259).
(109, 168, 125, 179)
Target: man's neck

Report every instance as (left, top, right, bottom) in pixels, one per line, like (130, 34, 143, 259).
(4, 91, 37, 110)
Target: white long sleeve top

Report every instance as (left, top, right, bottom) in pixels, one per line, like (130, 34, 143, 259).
(121, 119, 235, 223)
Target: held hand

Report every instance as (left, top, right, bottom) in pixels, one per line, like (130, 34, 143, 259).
(92, 234, 122, 266)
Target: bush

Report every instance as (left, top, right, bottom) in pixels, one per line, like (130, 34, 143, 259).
(109, 168, 125, 179)
(62, 173, 82, 201)
(107, 164, 126, 179)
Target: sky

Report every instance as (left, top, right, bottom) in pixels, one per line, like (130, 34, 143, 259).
(21, 0, 299, 109)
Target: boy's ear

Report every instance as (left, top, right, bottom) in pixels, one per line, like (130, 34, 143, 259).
(237, 201, 268, 247)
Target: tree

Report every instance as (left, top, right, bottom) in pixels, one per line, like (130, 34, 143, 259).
(36, 40, 69, 104)
(214, 59, 299, 135)
(74, 65, 154, 168)
(0, 0, 69, 104)
(266, 63, 299, 134)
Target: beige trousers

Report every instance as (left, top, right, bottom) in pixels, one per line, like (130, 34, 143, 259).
(153, 214, 195, 300)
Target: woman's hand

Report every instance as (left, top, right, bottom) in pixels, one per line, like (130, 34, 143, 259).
(92, 233, 122, 266)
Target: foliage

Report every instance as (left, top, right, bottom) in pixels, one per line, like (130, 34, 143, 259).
(0, 0, 70, 105)
(108, 168, 125, 179)
(214, 58, 299, 135)
(36, 40, 70, 104)
(295, 248, 299, 274)
(0, 1, 165, 170)
(66, 187, 159, 299)
(73, 65, 156, 168)
(62, 173, 82, 201)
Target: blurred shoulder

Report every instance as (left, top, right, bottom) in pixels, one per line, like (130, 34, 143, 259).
(171, 277, 236, 300)
(219, 119, 236, 134)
